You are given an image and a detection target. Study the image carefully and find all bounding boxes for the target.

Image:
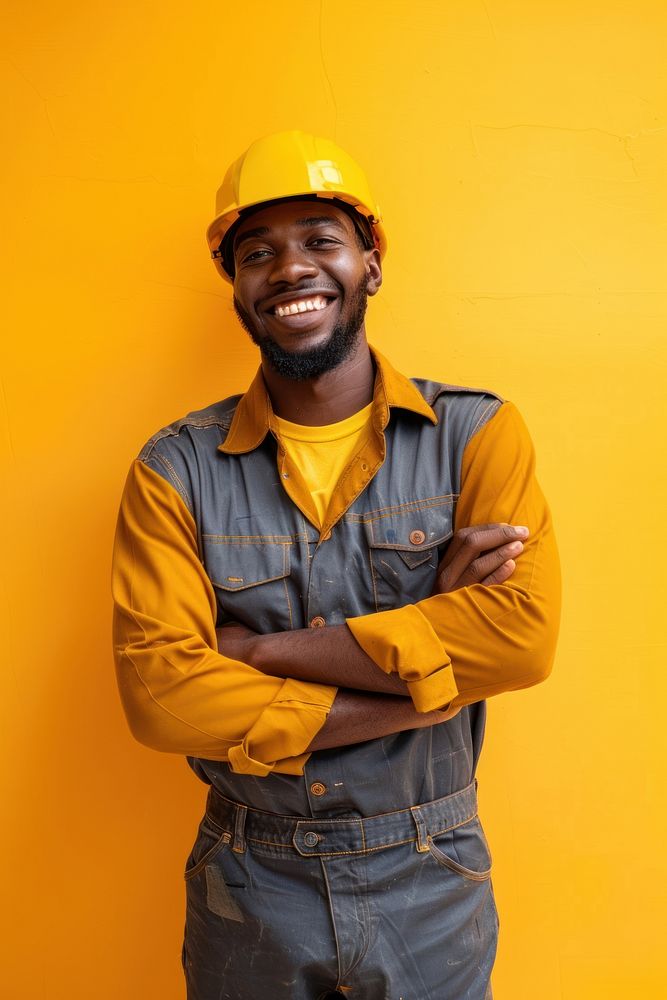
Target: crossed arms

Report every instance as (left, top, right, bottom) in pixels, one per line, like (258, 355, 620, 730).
(216, 521, 533, 751)
(111, 401, 561, 776)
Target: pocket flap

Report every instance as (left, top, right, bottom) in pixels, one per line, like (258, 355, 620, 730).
(202, 538, 290, 591)
(363, 499, 454, 559)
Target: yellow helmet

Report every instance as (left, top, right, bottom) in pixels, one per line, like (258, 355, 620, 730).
(206, 130, 387, 282)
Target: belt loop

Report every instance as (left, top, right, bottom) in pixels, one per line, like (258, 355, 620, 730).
(410, 806, 430, 853)
(232, 803, 247, 854)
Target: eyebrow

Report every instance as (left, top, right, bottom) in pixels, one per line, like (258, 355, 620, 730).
(233, 226, 269, 250)
(233, 215, 347, 252)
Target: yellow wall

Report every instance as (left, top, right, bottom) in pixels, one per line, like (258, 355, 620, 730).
(2, 2, 665, 997)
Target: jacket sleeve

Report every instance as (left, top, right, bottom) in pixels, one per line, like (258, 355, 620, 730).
(111, 458, 336, 775)
(346, 401, 561, 712)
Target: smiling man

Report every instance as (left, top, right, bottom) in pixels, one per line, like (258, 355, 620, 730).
(231, 201, 372, 385)
(112, 131, 561, 999)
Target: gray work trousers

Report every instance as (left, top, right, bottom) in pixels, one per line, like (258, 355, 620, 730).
(182, 781, 498, 999)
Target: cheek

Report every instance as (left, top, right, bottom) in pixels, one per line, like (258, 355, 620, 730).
(233, 281, 262, 316)
(334, 261, 366, 294)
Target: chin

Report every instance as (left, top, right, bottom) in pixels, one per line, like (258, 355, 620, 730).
(234, 281, 368, 382)
(256, 324, 360, 382)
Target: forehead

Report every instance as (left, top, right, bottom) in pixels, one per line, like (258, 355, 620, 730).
(233, 199, 355, 247)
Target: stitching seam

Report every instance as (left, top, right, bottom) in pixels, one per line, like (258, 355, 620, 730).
(153, 453, 192, 513)
(345, 494, 458, 523)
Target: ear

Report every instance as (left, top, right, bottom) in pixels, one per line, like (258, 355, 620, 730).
(365, 248, 383, 296)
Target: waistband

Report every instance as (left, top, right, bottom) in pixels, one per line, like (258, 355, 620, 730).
(204, 780, 479, 858)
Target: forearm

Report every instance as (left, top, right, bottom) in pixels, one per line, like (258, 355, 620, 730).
(220, 624, 410, 696)
(307, 689, 459, 751)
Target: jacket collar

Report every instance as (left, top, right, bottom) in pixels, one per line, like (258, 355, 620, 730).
(218, 345, 437, 455)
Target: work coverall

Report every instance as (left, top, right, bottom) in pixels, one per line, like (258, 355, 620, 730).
(112, 348, 560, 999)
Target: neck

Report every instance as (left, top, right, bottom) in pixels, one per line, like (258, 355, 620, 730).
(261, 335, 375, 426)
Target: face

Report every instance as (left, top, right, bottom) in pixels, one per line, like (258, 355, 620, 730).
(231, 200, 382, 381)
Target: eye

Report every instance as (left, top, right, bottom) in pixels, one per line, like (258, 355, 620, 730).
(239, 248, 272, 265)
(309, 236, 340, 248)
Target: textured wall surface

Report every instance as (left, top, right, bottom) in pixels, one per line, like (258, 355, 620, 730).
(1, 2, 665, 997)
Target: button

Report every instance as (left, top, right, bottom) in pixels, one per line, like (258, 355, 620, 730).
(303, 831, 320, 847)
(409, 529, 426, 545)
(309, 616, 326, 628)
(310, 782, 327, 796)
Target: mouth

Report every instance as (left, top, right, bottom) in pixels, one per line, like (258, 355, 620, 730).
(262, 292, 338, 330)
(272, 293, 331, 317)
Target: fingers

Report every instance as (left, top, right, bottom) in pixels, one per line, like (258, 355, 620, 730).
(459, 540, 524, 587)
(481, 559, 516, 586)
(436, 523, 529, 592)
(444, 523, 527, 556)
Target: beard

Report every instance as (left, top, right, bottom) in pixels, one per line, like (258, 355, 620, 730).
(233, 274, 369, 381)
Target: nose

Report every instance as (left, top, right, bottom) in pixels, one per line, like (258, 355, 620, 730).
(267, 242, 318, 286)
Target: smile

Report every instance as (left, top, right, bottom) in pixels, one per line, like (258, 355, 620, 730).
(274, 294, 330, 317)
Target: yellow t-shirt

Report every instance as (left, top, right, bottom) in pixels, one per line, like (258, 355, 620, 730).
(272, 403, 374, 529)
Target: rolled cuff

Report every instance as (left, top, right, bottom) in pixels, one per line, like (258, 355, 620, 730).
(347, 604, 457, 712)
(227, 678, 337, 777)
(407, 665, 458, 713)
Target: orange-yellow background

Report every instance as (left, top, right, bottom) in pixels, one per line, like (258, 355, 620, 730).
(2, 1, 665, 997)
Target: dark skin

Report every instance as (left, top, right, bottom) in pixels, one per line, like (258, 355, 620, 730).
(222, 199, 530, 750)
(232, 199, 381, 424)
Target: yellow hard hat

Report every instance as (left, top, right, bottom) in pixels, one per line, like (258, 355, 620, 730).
(206, 130, 387, 282)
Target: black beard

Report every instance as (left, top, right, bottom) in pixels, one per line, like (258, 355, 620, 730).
(233, 275, 369, 381)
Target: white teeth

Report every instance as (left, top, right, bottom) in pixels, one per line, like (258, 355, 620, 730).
(274, 295, 330, 317)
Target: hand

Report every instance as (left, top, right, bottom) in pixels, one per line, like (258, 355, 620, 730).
(216, 621, 258, 662)
(433, 523, 529, 594)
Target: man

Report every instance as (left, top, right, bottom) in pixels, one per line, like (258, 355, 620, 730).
(112, 130, 560, 999)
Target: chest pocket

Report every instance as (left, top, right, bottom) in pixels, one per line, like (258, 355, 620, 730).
(201, 536, 293, 634)
(363, 499, 454, 612)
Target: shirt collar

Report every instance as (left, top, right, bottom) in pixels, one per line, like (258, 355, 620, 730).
(218, 345, 437, 455)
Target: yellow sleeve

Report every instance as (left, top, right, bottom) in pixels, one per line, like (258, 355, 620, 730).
(346, 402, 561, 712)
(111, 459, 336, 775)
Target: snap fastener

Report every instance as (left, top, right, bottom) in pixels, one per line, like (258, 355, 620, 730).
(304, 831, 320, 847)
(310, 782, 327, 796)
(409, 529, 426, 545)
(309, 615, 326, 628)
